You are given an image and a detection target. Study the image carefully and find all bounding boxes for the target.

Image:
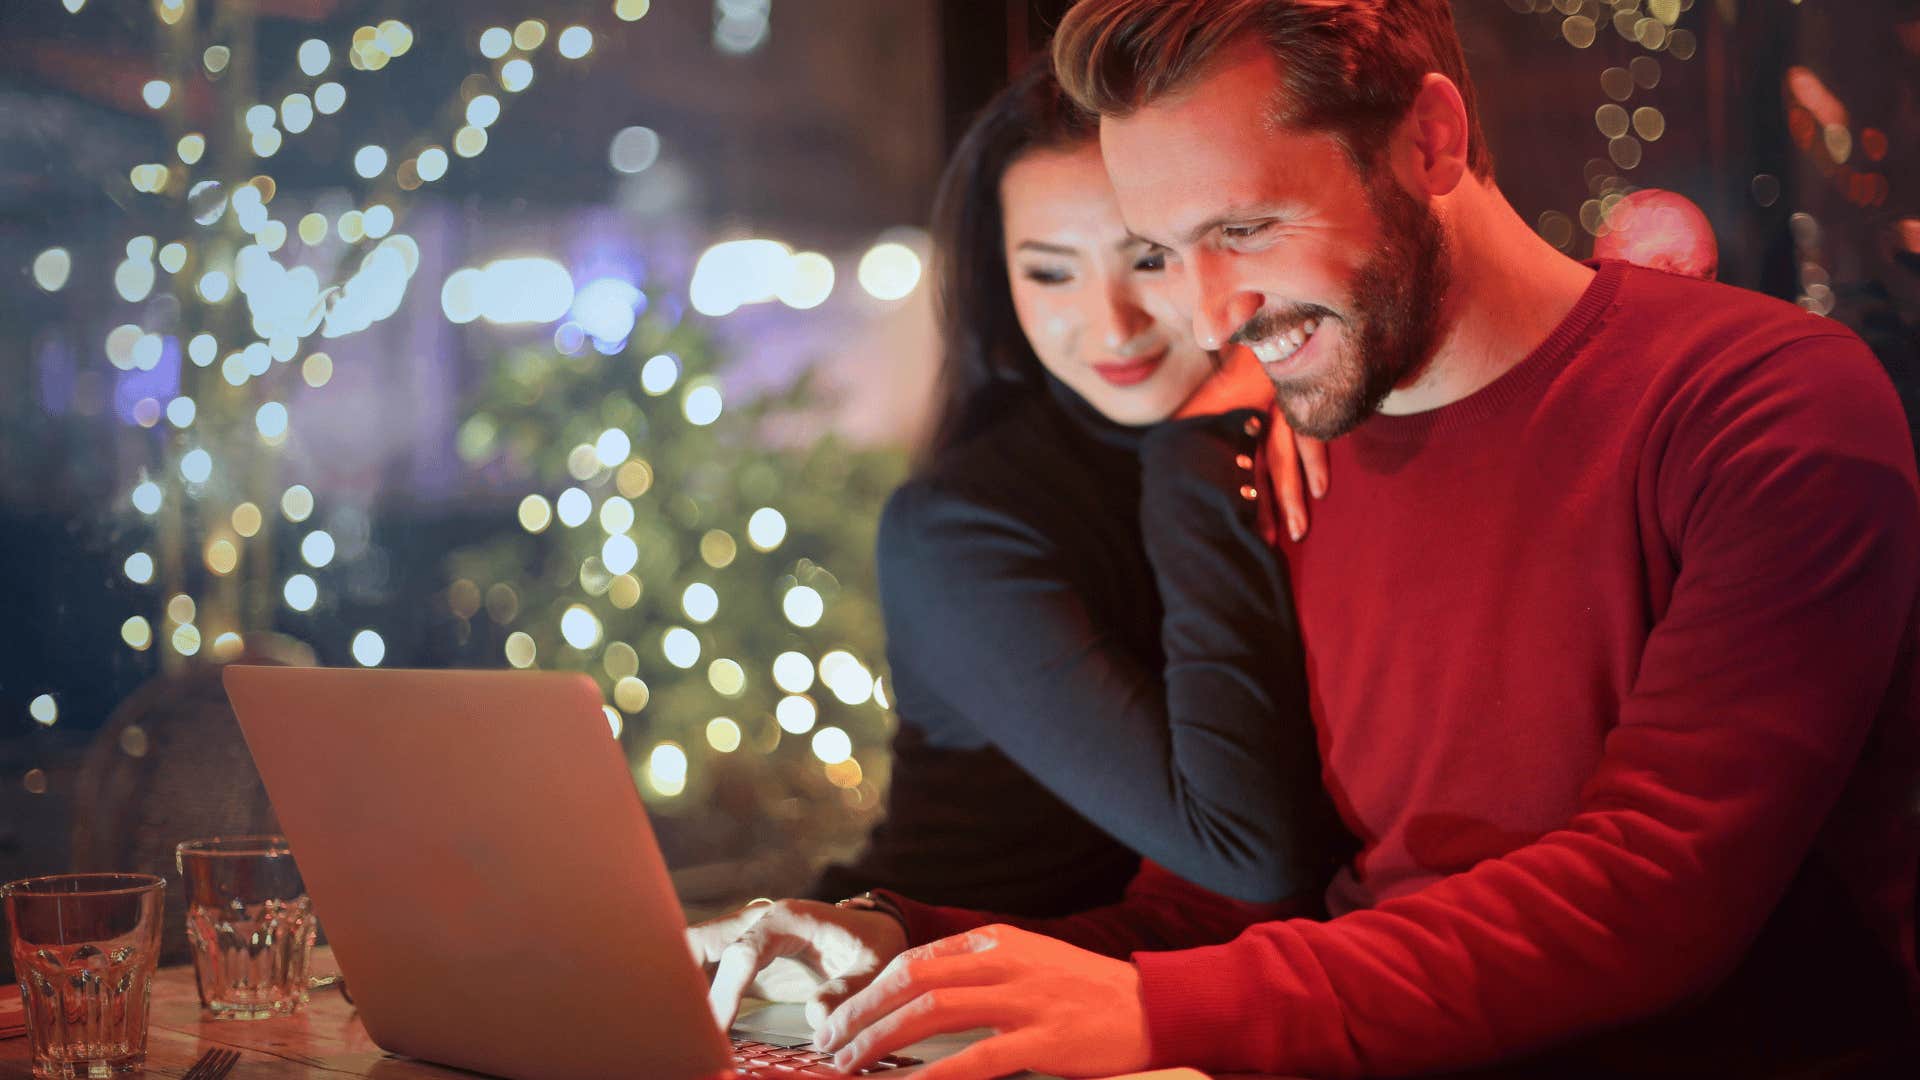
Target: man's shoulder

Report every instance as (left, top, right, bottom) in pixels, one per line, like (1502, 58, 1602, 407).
(1607, 264, 1871, 376)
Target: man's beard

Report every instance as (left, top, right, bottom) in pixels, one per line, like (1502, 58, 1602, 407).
(1260, 176, 1450, 440)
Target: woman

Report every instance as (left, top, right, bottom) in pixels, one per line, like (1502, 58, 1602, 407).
(692, 64, 1346, 1022)
(807, 61, 1346, 913)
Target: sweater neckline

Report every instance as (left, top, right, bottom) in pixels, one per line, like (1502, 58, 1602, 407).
(1349, 259, 1625, 444)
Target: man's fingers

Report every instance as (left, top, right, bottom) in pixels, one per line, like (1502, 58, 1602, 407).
(816, 949, 1005, 1052)
(886, 1032, 1044, 1080)
(831, 987, 1011, 1075)
(1298, 434, 1330, 499)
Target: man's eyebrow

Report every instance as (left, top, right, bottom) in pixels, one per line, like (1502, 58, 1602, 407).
(1015, 240, 1079, 256)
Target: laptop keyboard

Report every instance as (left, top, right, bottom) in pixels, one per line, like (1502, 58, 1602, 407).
(731, 1035, 921, 1077)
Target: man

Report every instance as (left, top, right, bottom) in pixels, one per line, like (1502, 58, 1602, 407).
(692, 3, 1920, 1076)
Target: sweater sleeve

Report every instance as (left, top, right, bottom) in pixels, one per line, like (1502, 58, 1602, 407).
(1128, 334, 1920, 1076)
(874, 859, 1313, 959)
(877, 409, 1344, 903)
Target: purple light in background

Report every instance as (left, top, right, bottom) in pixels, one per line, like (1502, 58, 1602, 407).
(35, 332, 76, 416)
(112, 336, 181, 424)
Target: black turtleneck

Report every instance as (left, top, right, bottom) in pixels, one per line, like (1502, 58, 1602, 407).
(810, 377, 1348, 910)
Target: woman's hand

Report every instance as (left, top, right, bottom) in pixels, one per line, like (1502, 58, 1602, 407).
(1175, 346, 1330, 542)
(685, 898, 908, 1032)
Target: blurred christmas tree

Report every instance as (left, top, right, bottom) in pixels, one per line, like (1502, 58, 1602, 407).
(442, 292, 907, 899)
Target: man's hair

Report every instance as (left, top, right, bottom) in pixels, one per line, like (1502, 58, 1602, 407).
(1052, 0, 1494, 179)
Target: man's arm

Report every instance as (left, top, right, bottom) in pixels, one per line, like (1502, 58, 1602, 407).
(876, 858, 1312, 959)
(826, 334, 1920, 1078)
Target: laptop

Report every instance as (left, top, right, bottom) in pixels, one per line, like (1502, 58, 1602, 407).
(223, 665, 1005, 1079)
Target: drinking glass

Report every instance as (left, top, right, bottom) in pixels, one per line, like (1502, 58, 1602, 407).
(174, 836, 316, 1019)
(2, 873, 166, 1078)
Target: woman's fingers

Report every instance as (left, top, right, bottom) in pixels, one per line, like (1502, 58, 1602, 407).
(707, 917, 808, 1029)
(1268, 412, 1308, 542)
(1298, 433, 1330, 499)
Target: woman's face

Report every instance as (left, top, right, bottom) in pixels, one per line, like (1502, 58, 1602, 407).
(1000, 142, 1213, 426)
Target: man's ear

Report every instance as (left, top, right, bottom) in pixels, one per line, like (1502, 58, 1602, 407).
(1393, 73, 1471, 199)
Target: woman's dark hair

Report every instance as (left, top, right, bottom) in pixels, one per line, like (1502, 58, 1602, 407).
(917, 61, 1098, 470)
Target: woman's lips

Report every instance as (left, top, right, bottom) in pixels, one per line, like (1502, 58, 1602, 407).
(1092, 348, 1168, 387)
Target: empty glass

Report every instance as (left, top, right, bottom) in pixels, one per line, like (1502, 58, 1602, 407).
(175, 836, 317, 1020)
(3, 872, 166, 1078)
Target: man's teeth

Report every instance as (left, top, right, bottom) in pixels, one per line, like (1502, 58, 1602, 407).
(1253, 319, 1319, 364)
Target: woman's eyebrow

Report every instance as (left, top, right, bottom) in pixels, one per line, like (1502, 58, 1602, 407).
(1015, 240, 1080, 256)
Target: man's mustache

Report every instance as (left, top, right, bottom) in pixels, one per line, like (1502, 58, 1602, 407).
(1229, 304, 1337, 347)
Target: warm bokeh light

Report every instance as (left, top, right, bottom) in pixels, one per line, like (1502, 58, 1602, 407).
(505, 631, 537, 669)
(614, 676, 650, 713)
(122, 616, 153, 651)
(706, 716, 742, 752)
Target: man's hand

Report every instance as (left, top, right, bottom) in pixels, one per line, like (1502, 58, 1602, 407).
(814, 924, 1152, 1080)
(1175, 345, 1330, 542)
(685, 898, 908, 1032)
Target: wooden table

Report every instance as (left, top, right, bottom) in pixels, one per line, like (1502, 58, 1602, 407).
(0, 948, 474, 1079)
(1, 952, 1292, 1080)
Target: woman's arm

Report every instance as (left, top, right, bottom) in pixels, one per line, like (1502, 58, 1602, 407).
(879, 409, 1348, 903)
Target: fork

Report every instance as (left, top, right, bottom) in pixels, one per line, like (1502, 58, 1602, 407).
(181, 1046, 240, 1080)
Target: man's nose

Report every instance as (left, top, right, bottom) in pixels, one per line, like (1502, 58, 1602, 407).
(1187, 252, 1262, 351)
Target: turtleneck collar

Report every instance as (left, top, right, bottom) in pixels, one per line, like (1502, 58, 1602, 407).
(1041, 370, 1151, 454)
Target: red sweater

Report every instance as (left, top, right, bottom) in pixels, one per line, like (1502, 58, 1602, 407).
(883, 262, 1920, 1076)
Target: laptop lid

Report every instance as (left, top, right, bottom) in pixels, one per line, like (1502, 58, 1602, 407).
(223, 665, 729, 1080)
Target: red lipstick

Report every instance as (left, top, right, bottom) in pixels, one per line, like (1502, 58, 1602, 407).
(1092, 348, 1167, 387)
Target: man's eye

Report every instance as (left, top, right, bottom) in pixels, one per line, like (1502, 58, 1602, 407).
(1222, 222, 1273, 241)
(1132, 250, 1166, 272)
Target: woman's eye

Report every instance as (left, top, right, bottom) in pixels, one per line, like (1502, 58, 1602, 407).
(1021, 266, 1072, 285)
